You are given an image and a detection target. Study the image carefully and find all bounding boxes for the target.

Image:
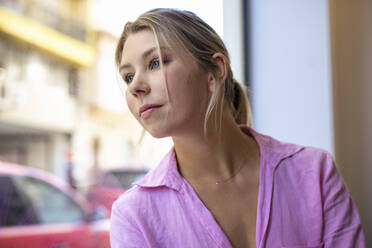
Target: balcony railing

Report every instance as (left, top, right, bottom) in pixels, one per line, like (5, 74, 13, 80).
(0, 0, 87, 42)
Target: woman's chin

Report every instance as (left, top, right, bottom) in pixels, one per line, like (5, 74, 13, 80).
(149, 132, 169, 139)
(144, 126, 171, 139)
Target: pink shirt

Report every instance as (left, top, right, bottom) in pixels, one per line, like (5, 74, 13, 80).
(110, 127, 366, 247)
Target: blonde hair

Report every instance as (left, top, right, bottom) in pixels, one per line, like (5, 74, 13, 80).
(115, 8, 253, 131)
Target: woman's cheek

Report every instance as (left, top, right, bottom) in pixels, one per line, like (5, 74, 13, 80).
(126, 93, 137, 119)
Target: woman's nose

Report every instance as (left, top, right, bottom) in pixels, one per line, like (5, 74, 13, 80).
(128, 73, 151, 97)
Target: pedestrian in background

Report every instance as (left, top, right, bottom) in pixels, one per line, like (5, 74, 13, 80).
(64, 150, 77, 190)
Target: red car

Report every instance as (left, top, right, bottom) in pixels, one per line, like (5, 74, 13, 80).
(86, 168, 147, 217)
(0, 161, 110, 248)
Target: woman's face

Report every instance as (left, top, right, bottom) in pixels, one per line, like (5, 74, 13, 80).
(119, 30, 210, 138)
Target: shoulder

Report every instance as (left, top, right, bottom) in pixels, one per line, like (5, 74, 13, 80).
(112, 185, 161, 218)
(112, 186, 144, 212)
(110, 186, 163, 247)
(249, 128, 338, 183)
(112, 147, 183, 219)
(279, 145, 335, 177)
(272, 143, 344, 202)
(253, 128, 334, 174)
(292, 145, 332, 162)
(112, 183, 180, 222)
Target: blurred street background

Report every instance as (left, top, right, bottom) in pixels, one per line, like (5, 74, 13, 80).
(0, 0, 371, 247)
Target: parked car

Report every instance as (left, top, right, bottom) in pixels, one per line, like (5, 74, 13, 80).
(86, 168, 147, 216)
(0, 161, 110, 248)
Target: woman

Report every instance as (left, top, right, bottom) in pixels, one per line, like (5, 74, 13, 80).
(110, 8, 365, 248)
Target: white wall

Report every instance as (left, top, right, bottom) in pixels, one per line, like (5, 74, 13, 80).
(249, 0, 334, 153)
(223, 0, 244, 83)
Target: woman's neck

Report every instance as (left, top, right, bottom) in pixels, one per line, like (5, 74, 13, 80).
(172, 113, 258, 185)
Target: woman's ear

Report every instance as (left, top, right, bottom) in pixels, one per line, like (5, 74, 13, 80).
(207, 53, 228, 92)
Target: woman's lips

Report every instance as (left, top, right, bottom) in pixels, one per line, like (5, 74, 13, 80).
(139, 105, 162, 119)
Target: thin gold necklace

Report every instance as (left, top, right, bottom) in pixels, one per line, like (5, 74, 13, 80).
(177, 155, 247, 185)
(184, 163, 247, 185)
(213, 163, 246, 185)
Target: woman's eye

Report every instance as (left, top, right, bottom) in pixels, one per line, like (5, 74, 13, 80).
(124, 74, 134, 84)
(149, 58, 160, 70)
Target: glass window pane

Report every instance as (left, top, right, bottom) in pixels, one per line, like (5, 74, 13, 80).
(111, 171, 146, 188)
(0, 175, 39, 226)
(14, 176, 84, 224)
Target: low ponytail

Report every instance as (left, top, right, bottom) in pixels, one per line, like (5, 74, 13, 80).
(231, 80, 253, 127)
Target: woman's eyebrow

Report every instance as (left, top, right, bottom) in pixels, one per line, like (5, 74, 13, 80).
(119, 46, 169, 73)
(119, 47, 157, 72)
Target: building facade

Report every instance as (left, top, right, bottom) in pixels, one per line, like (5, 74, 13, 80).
(0, 0, 147, 187)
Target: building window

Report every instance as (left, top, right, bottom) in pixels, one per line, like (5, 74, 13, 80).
(68, 68, 79, 98)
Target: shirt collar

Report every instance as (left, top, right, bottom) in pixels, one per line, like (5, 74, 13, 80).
(244, 126, 304, 169)
(133, 147, 184, 191)
(134, 126, 304, 190)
